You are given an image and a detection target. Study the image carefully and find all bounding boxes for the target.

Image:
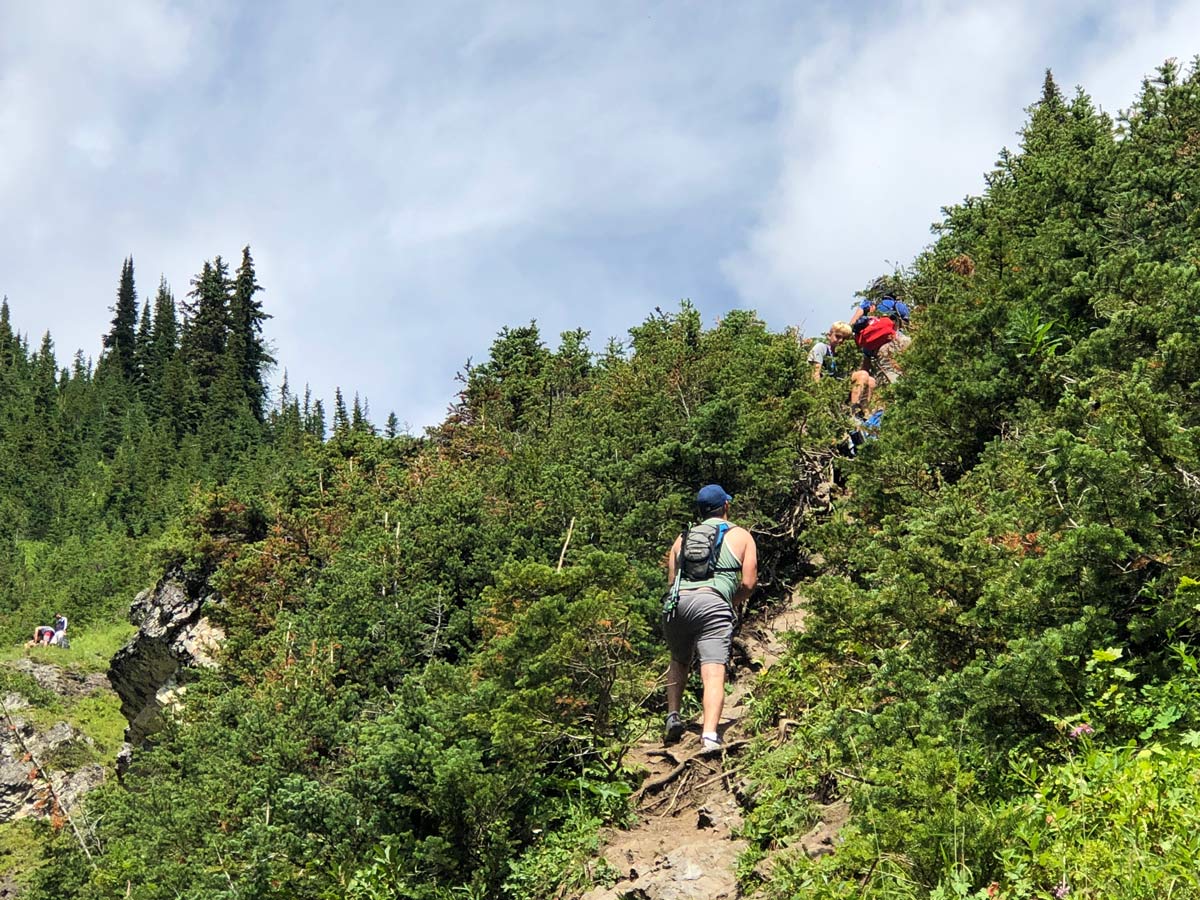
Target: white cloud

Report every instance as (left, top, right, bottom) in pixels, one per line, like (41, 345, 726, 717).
(724, 0, 1200, 336)
(1, 1, 1197, 429)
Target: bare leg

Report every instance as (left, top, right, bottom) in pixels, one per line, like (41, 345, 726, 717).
(850, 370, 872, 409)
(700, 662, 726, 736)
(666, 658, 689, 716)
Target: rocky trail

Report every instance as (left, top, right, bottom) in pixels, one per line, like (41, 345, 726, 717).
(577, 596, 845, 900)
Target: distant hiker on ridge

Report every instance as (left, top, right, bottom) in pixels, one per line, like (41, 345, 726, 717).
(662, 485, 758, 751)
(24, 613, 67, 648)
(809, 321, 876, 412)
(26, 624, 55, 647)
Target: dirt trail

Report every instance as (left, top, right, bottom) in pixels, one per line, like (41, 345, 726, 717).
(576, 597, 818, 900)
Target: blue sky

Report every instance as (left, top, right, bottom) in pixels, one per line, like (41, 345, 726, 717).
(2, 1, 1198, 429)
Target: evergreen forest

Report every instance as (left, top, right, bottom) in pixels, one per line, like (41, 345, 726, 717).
(3, 61, 1200, 899)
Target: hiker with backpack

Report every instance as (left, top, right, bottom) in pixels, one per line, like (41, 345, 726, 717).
(662, 484, 758, 751)
(810, 322, 877, 411)
(850, 293, 912, 386)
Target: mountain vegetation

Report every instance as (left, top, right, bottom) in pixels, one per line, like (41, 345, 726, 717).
(1, 59, 1199, 899)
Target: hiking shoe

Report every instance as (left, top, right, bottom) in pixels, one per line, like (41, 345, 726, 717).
(664, 712, 685, 744)
(702, 734, 723, 752)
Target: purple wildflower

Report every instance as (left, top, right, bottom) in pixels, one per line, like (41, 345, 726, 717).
(1068, 723, 1094, 739)
(1053, 879, 1070, 899)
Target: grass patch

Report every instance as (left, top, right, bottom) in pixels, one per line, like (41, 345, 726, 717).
(62, 692, 127, 759)
(0, 819, 49, 882)
(16, 690, 126, 766)
(0, 619, 135, 675)
(0, 621, 130, 766)
(0, 670, 60, 710)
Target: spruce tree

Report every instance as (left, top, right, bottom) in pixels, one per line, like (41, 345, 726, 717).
(308, 398, 326, 440)
(133, 300, 153, 394)
(351, 393, 374, 434)
(228, 247, 274, 421)
(332, 388, 349, 436)
(180, 257, 231, 404)
(102, 257, 139, 380)
(0, 299, 14, 370)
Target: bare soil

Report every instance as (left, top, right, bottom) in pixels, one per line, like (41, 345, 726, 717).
(575, 596, 839, 900)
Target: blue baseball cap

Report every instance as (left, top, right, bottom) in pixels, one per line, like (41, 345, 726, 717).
(696, 484, 733, 512)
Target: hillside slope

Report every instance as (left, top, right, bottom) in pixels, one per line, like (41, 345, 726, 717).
(9, 59, 1200, 900)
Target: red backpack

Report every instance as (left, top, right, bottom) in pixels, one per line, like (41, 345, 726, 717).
(854, 316, 896, 353)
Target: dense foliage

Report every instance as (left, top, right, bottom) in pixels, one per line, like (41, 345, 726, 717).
(11, 286, 823, 897)
(6, 59, 1200, 900)
(739, 62, 1200, 899)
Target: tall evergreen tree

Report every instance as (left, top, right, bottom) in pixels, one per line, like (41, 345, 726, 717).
(133, 300, 153, 393)
(180, 257, 231, 404)
(148, 278, 179, 388)
(0, 299, 15, 370)
(102, 257, 139, 380)
(351, 392, 373, 434)
(307, 397, 326, 440)
(227, 247, 274, 421)
(332, 388, 349, 436)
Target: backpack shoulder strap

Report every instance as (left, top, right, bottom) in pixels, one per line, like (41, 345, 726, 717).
(712, 523, 742, 573)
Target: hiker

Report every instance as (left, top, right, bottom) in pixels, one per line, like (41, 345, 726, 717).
(662, 484, 758, 751)
(810, 322, 876, 411)
(808, 322, 852, 381)
(850, 294, 911, 386)
(52, 613, 67, 645)
(26, 625, 55, 647)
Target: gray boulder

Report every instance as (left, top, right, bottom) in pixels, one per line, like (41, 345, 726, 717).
(108, 570, 225, 745)
(0, 717, 102, 823)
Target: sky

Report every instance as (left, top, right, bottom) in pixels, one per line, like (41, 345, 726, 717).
(2, 1, 1198, 430)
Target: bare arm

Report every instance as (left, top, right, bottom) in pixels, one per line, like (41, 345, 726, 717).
(665, 535, 682, 587)
(811, 363, 823, 382)
(730, 529, 758, 615)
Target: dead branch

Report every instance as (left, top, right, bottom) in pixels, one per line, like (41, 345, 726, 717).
(632, 740, 751, 802)
(556, 517, 576, 572)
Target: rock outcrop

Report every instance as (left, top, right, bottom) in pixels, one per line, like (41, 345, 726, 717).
(9, 659, 109, 700)
(108, 569, 225, 744)
(0, 702, 105, 823)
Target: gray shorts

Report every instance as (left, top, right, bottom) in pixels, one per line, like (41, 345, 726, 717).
(663, 587, 736, 666)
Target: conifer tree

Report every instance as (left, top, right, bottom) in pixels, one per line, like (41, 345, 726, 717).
(0, 299, 14, 370)
(351, 393, 374, 434)
(228, 247, 274, 421)
(180, 257, 231, 403)
(102, 257, 139, 380)
(271, 372, 305, 445)
(385, 412, 399, 439)
(333, 388, 350, 436)
(307, 397, 326, 440)
(133, 300, 153, 393)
